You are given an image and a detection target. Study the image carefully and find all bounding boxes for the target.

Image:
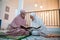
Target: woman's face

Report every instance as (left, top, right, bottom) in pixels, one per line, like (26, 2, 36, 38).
(20, 13, 26, 19)
(30, 15, 34, 21)
(22, 13, 25, 18)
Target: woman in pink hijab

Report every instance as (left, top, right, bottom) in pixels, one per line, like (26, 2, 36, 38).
(6, 10, 29, 36)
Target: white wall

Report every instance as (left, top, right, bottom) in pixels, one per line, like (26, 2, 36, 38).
(0, 0, 2, 19)
(0, 0, 25, 29)
(23, 0, 58, 11)
(1, 0, 18, 29)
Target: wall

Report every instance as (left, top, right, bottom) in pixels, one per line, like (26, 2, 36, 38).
(1, 0, 18, 29)
(23, 0, 58, 11)
(0, 0, 2, 19)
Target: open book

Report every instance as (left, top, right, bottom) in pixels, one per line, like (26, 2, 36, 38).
(20, 25, 41, 30)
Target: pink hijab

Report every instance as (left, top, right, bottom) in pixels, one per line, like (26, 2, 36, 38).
(10, 10, 26, 28)
(10, 15, 26, 28)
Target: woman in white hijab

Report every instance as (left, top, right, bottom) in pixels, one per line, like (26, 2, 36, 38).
(30, 12, 48, 37)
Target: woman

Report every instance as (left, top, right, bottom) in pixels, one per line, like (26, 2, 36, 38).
(6, 10, 29, 36)
(30, 13, 48, 37)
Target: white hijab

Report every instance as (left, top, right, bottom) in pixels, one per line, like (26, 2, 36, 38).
(30, 13, 47, 33)
(30, 13, 42, 28)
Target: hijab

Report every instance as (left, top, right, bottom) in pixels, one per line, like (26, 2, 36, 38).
(30, 13, 47, 33)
